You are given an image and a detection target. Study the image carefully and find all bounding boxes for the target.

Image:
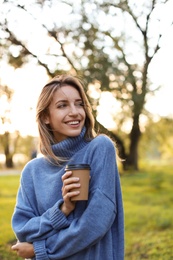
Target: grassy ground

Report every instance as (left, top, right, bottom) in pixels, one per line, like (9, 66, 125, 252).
(0, 174, 22, 259)
(121, 162, 173, 259)
(0, 162, 173, 259)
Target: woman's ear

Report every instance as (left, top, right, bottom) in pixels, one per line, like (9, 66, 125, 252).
(44, 117, 50, 124)
(42, 114, 50, 124)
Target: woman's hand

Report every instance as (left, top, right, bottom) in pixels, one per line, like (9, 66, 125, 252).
(11, 242, 35, 258)
(60, 170, 80, 216)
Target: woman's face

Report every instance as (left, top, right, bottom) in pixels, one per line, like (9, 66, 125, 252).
(45, 85, 86, 142)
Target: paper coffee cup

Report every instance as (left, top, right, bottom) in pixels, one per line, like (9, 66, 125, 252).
(65, 164, 90, 201)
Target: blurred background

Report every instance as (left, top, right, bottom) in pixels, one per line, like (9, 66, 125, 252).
(0, 0, 173, 170)
(0, 0, 173, 259)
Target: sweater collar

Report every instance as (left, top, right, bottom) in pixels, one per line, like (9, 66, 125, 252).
(51, 127, 88, 158)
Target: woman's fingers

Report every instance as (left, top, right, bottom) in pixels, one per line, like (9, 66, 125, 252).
(11, 242, 35, 258)
(62, 181, 80, 195)
(60, 170, 81, 215)
(11, 244, 18, 251)
(63, 189, 80, 200)
(61, 170, 72, 180)
(62, 171, 80, 196)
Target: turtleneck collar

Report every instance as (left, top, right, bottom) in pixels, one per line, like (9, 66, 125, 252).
(51, 127, 88, 159)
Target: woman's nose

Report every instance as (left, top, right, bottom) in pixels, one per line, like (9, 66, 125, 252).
(69, 105, 78, 115)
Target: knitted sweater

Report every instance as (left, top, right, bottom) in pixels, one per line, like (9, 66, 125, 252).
(12, 128, 124, 260)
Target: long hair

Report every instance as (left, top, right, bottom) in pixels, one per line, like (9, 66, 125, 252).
(36, 74, 96, 164)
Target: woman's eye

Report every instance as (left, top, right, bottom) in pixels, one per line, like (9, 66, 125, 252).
(57, 103, 67, 108)
(57, 101, 84, 108)
(76, 102, 84, 107)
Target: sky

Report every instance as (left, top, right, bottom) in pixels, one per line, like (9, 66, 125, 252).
(0, 0, 173, 136)
(0, 63, 48, 136)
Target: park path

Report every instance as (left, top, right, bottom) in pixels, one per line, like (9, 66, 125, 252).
(0, 169, 21, 176)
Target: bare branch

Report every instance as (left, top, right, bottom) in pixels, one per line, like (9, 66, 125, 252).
(45, 28, 78, 73)
(5, 26, 53, 77)
(16, 4, 78, 73)
(105, 31, 137, 90)
(101, 1, 145, 37)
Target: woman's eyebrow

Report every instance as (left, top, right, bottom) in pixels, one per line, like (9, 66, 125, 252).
(75, 98, 83, 102)
(55, 98, 82, 105)
(55, 99, 68, 104)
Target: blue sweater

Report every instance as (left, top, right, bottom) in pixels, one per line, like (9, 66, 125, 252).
(12, 129, 124, 260)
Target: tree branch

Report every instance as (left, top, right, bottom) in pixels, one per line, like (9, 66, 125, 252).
(16, 4, 78, 73)
(104, 31, 137, 90)
(5, 25, 54, 77)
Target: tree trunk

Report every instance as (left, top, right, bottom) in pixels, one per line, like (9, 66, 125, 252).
(96, 114, 141, 171)
(4, 131, 14, 168)
(126, 115, 141, 170)
(5, 155, 14, 168)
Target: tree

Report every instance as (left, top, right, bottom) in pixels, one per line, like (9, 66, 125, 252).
(0, 0, 171, 170)
(0, 84, 20, 167)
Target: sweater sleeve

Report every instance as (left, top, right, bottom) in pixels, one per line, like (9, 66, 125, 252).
(12, 165, 72, 242)
(33, 136, 124, 259)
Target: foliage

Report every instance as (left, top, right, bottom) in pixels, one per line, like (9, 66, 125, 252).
(0, 162, 173, 259)
(15, 135, 38, 158)
(0, 84, 13, 127)
(139, 117, 173, 161)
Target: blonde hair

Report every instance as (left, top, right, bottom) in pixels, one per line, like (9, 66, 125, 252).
(36, 74, 96, 164)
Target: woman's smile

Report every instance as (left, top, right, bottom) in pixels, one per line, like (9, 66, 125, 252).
(65, 120, 81, 126)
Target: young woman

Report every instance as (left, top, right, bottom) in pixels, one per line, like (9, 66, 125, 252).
(11, 74, 124, 259)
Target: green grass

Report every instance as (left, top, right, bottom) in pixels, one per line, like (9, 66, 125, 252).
(121, 162, 173, 259)
(0, 174, 22, 259)
(0, 163, 173, 259)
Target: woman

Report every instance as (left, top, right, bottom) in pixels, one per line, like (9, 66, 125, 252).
(11, 74, 124, 259)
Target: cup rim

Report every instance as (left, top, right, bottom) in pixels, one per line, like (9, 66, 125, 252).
(65, 164, 91, 170)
